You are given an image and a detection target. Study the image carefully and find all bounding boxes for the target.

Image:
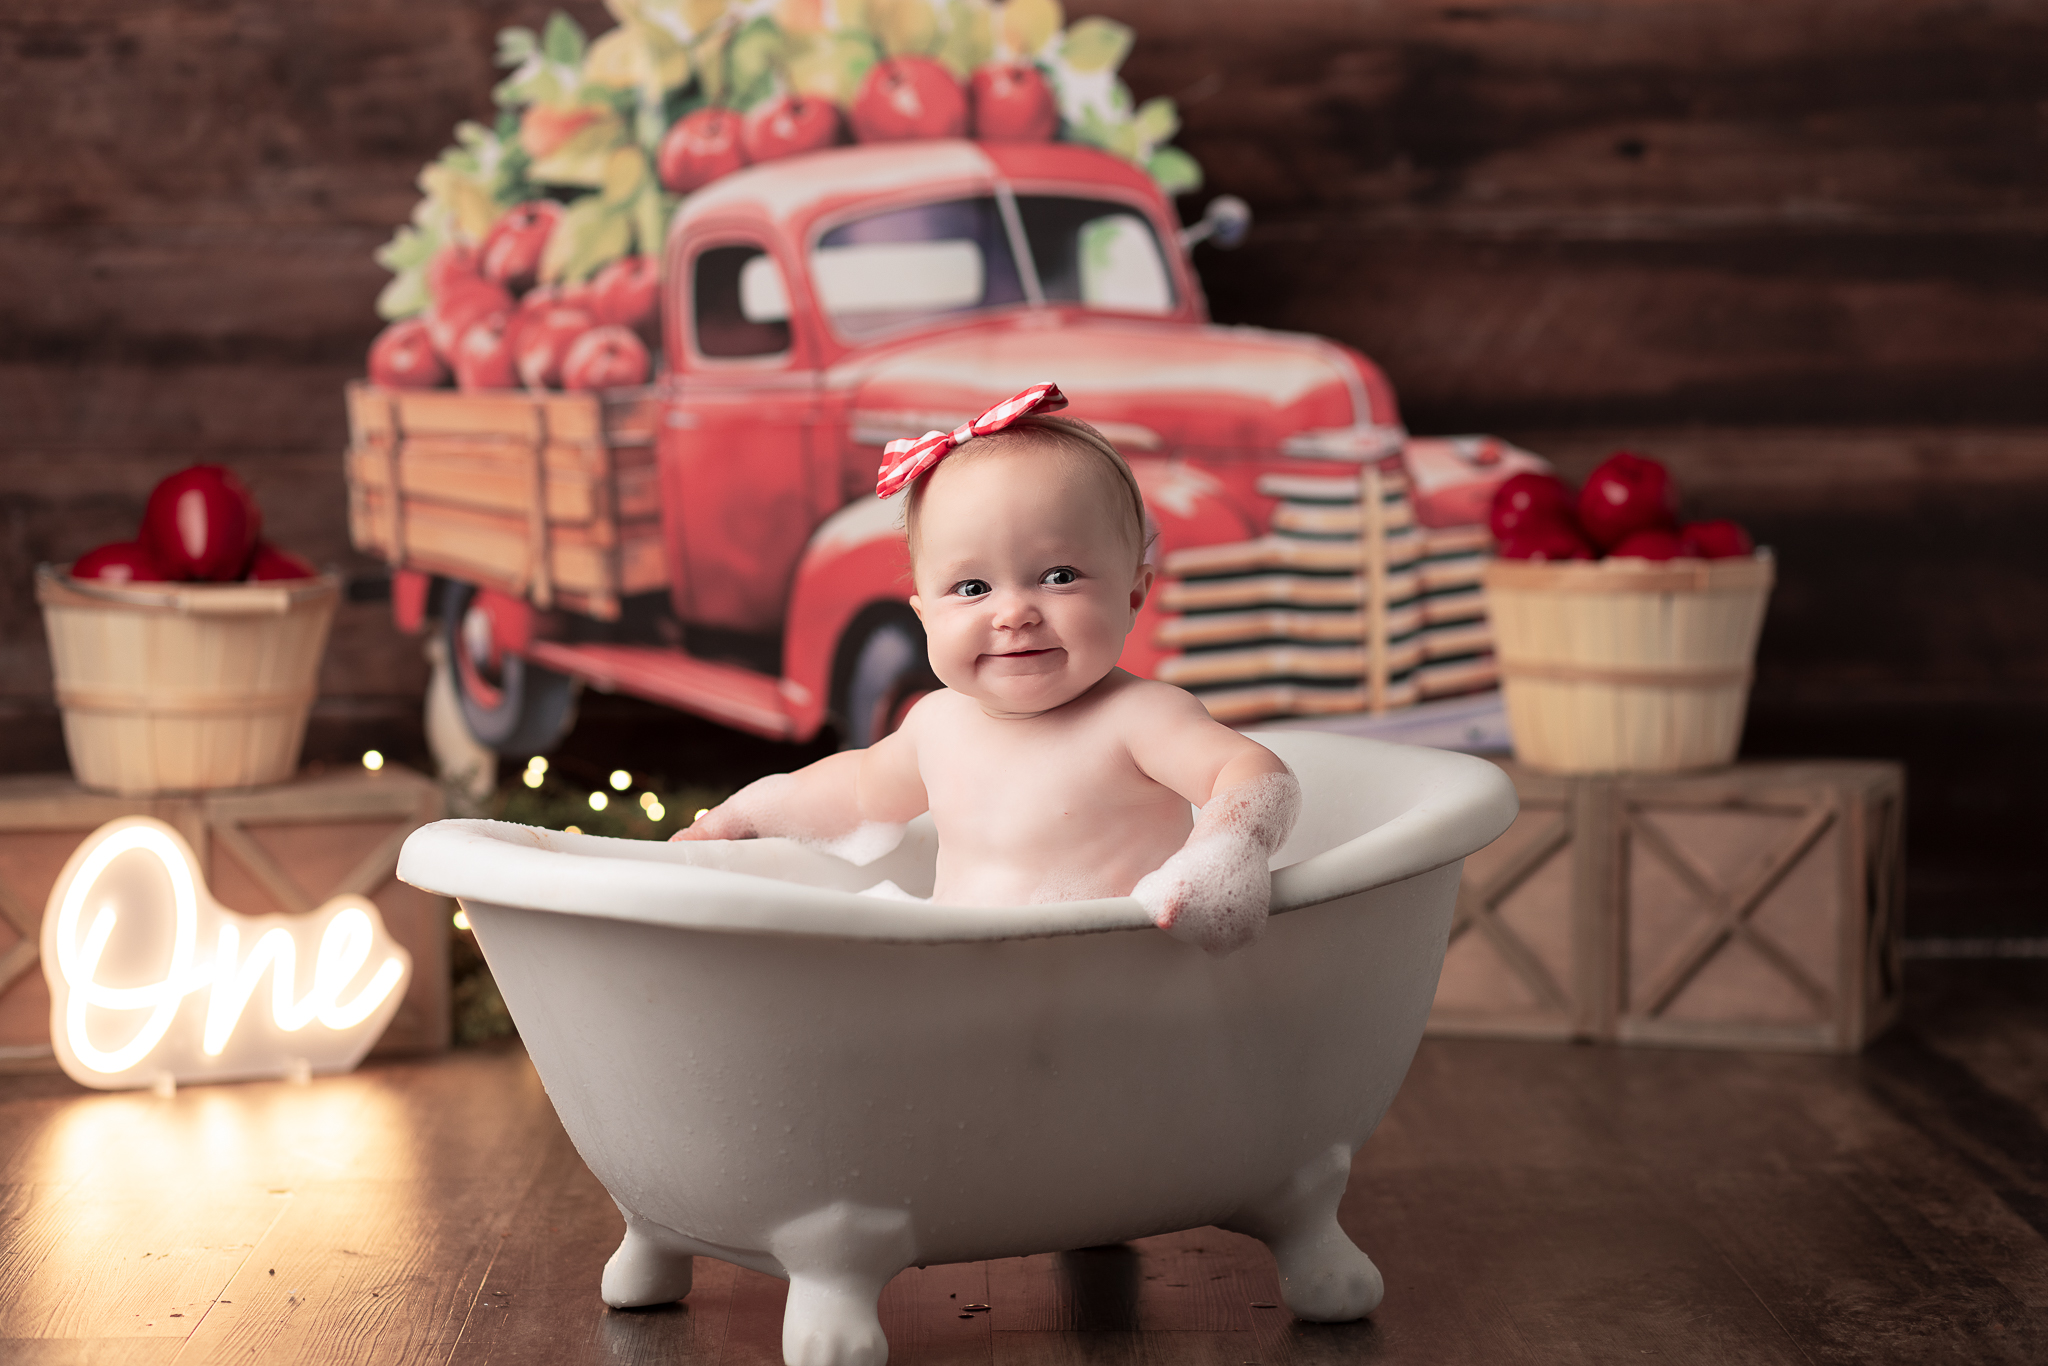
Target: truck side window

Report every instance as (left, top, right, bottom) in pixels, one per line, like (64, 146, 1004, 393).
(694, 244, 793, 358)
(1017, 196, 1176, 315)
(810, 198, 1026, 340)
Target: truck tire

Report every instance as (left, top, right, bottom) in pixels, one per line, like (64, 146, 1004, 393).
(441, 582, 580, 756)
(838, 612, 938, 750)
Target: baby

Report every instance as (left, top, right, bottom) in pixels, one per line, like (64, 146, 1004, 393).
(676, 383, 1299, 953)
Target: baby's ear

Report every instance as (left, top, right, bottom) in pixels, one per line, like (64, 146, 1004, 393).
(1128, 564, 1156, 614)
(908, 594, 925, 624)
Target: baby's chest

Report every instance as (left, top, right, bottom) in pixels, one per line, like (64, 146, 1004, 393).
(920, 729, 1159, 827)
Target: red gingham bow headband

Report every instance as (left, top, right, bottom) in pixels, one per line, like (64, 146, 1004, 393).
(875, 382, 1070, 498)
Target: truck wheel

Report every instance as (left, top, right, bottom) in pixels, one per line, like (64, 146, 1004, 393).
(442, 582, 580, 756)
(838, 614, 938, 750)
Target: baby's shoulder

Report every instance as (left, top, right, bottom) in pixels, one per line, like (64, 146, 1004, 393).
(1095, 670, 1211, 721)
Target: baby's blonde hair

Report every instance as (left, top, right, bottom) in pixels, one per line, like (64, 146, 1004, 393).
(903, 415, 1151, 567)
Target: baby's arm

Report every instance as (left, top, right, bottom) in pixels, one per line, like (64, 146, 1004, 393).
(673, 720, 928, 866)
(1124, 686, 1300, 954)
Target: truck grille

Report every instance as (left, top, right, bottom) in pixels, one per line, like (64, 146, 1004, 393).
(1155, 469, 1497, 724)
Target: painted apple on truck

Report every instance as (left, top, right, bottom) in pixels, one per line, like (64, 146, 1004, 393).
(346, 139, 1539, 756)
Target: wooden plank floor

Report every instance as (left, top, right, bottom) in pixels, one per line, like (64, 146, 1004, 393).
(2, 959, 2043, 1365)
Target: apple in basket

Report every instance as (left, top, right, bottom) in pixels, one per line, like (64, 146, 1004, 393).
(72, 540, 170, 584)
(1577, 450, 1678, 549)
(425, 278, 514, 364)
(971, 62, 1058, 142)
(851, 57, 969, 142)
(1497, 522, 1595, 561)
(246, 542, 317, 580)
(1681, 519, 1755, 558)
(1607, 528, 1686, 561)
(658, 108, 749, 194)
(742, 95, 845, 163)
(368, 318, 448, 390)
(479, 200, 564, 294)
(1488, 471, 1579, 542)
(562, 326, 651, 391)
(141, 465, 262, 581)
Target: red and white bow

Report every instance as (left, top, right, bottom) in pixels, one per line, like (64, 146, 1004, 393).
(874, 382, 1069, 498)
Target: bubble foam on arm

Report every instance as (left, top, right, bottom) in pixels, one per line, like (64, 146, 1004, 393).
(1131, 769, 1301, 954)
(1122, 685, 1299, 953)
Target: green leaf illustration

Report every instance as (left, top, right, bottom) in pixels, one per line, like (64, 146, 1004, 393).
(1145, 146, 1202, 196)
(935, 0, 992, 78)
(1061, 16, 1130, 74)
(543, 11, 589, 67)
(1132, 96, 1177, 148)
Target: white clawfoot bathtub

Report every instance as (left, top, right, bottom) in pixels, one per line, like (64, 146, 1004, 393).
(397, 732, 1516, 1366)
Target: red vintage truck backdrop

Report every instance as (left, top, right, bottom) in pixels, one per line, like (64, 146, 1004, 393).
(5, 1, 2045, 935)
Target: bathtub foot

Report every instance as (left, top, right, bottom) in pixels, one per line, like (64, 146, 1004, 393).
(1223, 1143, 1383, 1322)
(601, 1213, 696, 1308)
(771, 1202, 916, 1366)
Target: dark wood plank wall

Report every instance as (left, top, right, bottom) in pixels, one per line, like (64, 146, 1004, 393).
(3, 1, 2043, 927)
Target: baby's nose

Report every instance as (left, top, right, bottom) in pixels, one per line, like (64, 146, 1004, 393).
(990, 588, 1042, 627)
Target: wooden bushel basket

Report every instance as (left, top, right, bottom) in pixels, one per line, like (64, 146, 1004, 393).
(35, 566, 340, 796)
(1484, 554, 1775, 773)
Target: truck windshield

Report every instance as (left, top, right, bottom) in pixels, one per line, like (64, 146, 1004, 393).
(810, 194, 1175, 339)
(812, 198, 1026, 339)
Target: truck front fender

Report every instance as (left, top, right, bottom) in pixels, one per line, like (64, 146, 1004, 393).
(783, 495, 918, 741)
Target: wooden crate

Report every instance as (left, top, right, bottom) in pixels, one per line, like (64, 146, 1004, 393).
(1430, 760, 1904, 1052)
(345, 382, 666, 621)
(0, 766, 449, 1070)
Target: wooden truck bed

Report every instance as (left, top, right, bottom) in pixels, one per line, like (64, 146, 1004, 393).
(344, 383, 665, 621)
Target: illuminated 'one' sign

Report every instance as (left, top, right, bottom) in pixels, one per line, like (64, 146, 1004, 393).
(40, 816, 413, 1090)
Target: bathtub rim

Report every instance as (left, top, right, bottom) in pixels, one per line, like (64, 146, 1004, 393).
(397, 733, 1518, 946)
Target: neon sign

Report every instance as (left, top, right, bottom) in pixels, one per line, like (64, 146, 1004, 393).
(40, 816, 413, 1090)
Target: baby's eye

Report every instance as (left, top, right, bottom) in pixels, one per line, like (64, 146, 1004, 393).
(1040, 566, 1079, 586)
(951, 579, 991, 599)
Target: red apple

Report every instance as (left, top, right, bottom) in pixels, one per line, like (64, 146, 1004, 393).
(519, 103, 603, 161)
(141, 465, 261, 582)
(1608, 528, 1686, 561)
(1576, 450, 1678, 549)
(426, 243, 484, 299)
(588, 255, 660, 342)
(73, 540, 169, 585)
(1488, 472, 1578, 542)
(514, 306, 597, 390)
(453, 316, 519, 391)
(561, 325, 652, 391)
(742, 94, 846, 163)
(368, 318, 449, 390)
(657, 108, 749, 194)
(970, 62, 1057, 142)
(245, 542, 317, 581)
(850, 57, 969, 143)
(1680, 519, 1755, 559)
(424, 278, 514, 362)
(1497, 522, 1595, 561)
(479, 201, 564, 293)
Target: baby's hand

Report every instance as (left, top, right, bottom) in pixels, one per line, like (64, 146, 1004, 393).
(1131, 771, 1300, 955)
(669, 774, 795, 843)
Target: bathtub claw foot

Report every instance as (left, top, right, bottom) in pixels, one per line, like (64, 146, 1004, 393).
(772, 1202, 916, 1366)
(601, 1215, 695, 1308)
(1224, 1142, 1384, 1322)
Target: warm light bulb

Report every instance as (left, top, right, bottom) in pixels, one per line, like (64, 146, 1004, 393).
(452, 909, 471, 931)
(646, 802, 665, 822)
(638, 791, 656, 809)
(522, 769, 543, 789)
(609, 770, 631, 791)
(694, 808, 710, 822)
(527, 756, 548, 774)
(563, 824, 581, 835)
(361, 750, 385, 772)
(587, 792, 607, 812)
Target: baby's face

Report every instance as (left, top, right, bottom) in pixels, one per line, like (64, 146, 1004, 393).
(909, 447, 1152, 719)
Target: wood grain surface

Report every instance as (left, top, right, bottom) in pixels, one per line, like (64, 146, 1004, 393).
(0, 959, 2042, 1364)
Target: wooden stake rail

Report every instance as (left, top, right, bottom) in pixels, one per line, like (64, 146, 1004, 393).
(345, 383, 665, 621)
